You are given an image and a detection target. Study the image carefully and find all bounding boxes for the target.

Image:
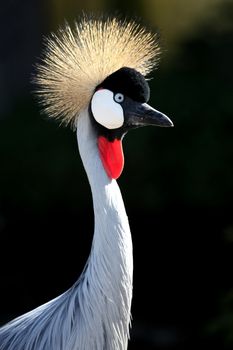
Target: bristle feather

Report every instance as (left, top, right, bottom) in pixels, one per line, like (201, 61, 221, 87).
(34, 15, 160, 129)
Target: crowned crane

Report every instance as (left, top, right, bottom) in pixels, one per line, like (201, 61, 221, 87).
(0, 16, 173, 350)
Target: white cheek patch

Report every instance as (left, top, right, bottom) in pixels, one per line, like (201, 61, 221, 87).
(91, 89, 124, 129)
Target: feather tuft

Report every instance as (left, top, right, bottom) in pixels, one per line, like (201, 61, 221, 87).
(34, 15, 160, 129)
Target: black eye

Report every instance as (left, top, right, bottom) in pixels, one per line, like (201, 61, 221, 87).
(114, 93, 124, 103)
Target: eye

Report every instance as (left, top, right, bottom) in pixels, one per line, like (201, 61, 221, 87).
(114, 93, 124, 103)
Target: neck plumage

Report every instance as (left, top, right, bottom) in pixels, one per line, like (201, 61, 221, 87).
(0, 111, 133, 350)
(0, 110, 133, 350)
(76, 109, 133, 349)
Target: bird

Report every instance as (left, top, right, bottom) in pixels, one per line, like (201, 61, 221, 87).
(0, 15, 173, 350)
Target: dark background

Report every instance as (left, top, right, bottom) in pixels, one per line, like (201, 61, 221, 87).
(0, 0, 233, 349)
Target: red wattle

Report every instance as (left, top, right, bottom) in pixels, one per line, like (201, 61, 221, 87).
(98, 136, 124, 179)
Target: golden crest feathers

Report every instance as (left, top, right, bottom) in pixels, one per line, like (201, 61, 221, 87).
(35, 15, 160, 128)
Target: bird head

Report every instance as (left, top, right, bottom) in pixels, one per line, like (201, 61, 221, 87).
(90, 66, 173, 178)
(34, 16, 173, 180)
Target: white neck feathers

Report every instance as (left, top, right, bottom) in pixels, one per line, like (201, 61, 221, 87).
(0, 109, 133, 350)
(75, 110, 133, 349)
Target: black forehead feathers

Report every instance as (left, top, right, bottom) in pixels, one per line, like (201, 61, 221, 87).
(97, 67, 150, 103)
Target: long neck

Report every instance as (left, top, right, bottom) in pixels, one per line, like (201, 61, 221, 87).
(76, 110, 133, 349)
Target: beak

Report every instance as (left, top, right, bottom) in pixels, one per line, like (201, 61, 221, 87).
(125, 100, 173, 128)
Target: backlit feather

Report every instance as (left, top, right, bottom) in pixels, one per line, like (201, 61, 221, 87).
(35, 15, 160, 128)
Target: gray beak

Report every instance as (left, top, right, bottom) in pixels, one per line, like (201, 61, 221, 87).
(125, 100, 173, 128)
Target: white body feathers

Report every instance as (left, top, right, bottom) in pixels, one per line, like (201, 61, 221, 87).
(0, 110, 133, 350)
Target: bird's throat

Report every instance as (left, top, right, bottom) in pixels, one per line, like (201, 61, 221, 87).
(98, 136, 124, 179)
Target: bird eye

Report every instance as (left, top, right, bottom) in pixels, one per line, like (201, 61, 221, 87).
(114, 93, 124, 103)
